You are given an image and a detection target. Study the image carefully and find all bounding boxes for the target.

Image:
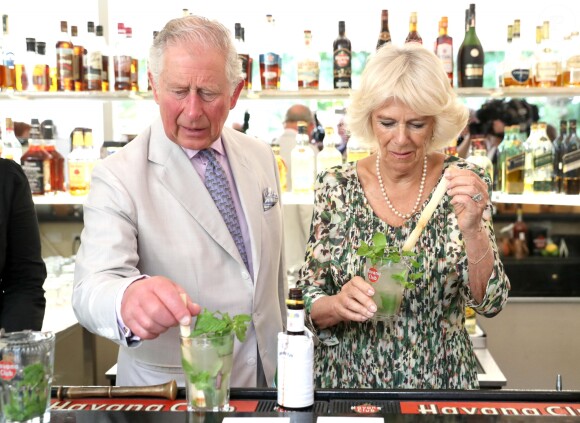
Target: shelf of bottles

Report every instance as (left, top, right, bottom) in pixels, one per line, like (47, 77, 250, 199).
(4, 87, 580, 101)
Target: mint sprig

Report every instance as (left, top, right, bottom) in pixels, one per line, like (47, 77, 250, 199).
(191, 309, 251, 342)
(357, 232, 423, 289)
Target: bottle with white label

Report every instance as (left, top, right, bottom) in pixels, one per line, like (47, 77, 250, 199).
(277, 288, 314, 410)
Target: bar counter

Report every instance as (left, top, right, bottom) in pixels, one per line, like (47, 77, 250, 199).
(49, 386, 580, 421)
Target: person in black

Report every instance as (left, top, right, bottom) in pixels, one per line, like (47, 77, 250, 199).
(0, 158, 46, 332)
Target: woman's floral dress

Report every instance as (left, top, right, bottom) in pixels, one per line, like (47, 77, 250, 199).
(296, 156, 510, 389)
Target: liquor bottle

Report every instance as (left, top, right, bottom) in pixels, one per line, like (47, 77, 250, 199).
(68, 128, 90, 196)
(33, 41, 50, 91)
(500, 125, 525, 194)
(503, 19, 532, 87)
(56, 21, 74, 92)
(405, 12, 422, 44)
(525, 122, 554, 193)
(534, 21, 562, 87)
(466, 137, 493, 183)
(1, 14, 16, 91)
(16, 37, 36, 91)
(297, 30, 320, 89)
(435, 17, 453, 85)
(276, 287, 314, 410)
(20, 119, 52, 195)
(85, 21, 102, 91)
(316, 127, 343, 172)
(259, 15, 281, 90)
(512, 206, 529, 259)
(271, 136, 288, 192)
(41, 121, 66, 193)
(83, 128, 99, 186)
(1, 118, 22, 163)
(563, 32, 580, 86)
(291, 121, 316, 194)
(498, 24, 513, 87)
(113, 23, 131, 91)
(346, 136, 371, 163)
(333, 21, 351, 89)
(376, 10, 391, 50)
(457, 4, 484, 88)
(561, 119, 580, 194)
(234, 23, 252, 90)
(552, 119, 567, 193)
(96, 25, 110, 92)
(444, 137, 458, 157)
(71, 25, 85, 91)
(122, 27, 138, 92)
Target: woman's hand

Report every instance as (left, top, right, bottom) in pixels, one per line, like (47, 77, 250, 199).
(310, 276, 377, 329)
(444, 166, 489, 237)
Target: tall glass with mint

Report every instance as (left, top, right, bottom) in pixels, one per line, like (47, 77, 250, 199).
(180, 309, 250, 412)
(357, 232, 423, 321)
(0, 331, 55, 423)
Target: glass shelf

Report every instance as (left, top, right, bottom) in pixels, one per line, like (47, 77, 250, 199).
(33, 191, 579, 207)
(33, 193, 87, 205)
(491, 192, 580, 206)
(3, 87, 580, 101)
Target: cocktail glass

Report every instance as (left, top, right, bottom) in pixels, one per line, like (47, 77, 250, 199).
(364, 259, 407, 321)
(0, 331, 55, 423)
(180, 332, 235, 412)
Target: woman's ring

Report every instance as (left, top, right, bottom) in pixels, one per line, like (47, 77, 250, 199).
(471, 192, 483, 203)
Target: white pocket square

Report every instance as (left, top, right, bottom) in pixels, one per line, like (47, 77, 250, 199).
(262, 188, 279, 211)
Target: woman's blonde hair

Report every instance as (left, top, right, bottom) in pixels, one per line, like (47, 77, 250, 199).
(347, 43, 468, 153)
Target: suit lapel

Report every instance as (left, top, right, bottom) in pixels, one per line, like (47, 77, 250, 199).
(222, 128, 262, 279)
(148, 120, 243, 266)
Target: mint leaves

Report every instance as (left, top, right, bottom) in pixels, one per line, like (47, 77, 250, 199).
(191, 309, 251, 342)
(4, 362, 48, 421)
(357, 232, 423, 289)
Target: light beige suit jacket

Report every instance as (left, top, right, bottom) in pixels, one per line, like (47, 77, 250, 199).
(73, 118, 286, 387)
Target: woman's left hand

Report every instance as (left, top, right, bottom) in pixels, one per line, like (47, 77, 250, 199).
(444, 166, 489, 238)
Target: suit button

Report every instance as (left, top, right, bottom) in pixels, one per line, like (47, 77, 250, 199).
(247, 357, 256, 366)
(241, 271, 250, 280)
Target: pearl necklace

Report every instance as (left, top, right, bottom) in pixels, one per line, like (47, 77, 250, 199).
(375, 153, 428, 219)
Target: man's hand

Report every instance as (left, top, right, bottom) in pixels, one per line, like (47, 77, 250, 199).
(121, 276, 201, 340)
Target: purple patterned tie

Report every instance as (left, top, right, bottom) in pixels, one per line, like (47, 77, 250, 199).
(199, 149, 249, 270)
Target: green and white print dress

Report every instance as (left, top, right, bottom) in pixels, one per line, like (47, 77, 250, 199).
(296, 155, 509, 389)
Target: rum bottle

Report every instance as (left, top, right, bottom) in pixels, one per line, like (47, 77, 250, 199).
(290, 121, 316, 194)
(96, 25, 110, 92)
(435, 17, 453, 85)
(259, 15, 281, 90)
(1, 14, 16, 91)
(533, 21, 562, 87)
(41, 120, 66, 193)
(503, 19, 532, 87)
(16, 37, 36, 91)
(85, 21, 102, 91)
(71, 25, 85, 91)
(297, 30, 320, 89)
(235, 23, 252, 90)
(33, 41, 50, 91)
(457, 4, 484, 88)
(271, 136, 288, 192)
(562, 119, 580, 194)
(333, 21, 351, 89)
(113, 23, 131, 91)
(56, 20, 74, 91)
(405, 12, 422, 44)
(68, 128, 90, 196)
(20, 119, 52, 195)
(277, 288, 314, 410)
(376, 10, 391, 50)
(552, 120, 567, 193)
(525, 122, 554, 193)
(316, 127, 343, 172)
